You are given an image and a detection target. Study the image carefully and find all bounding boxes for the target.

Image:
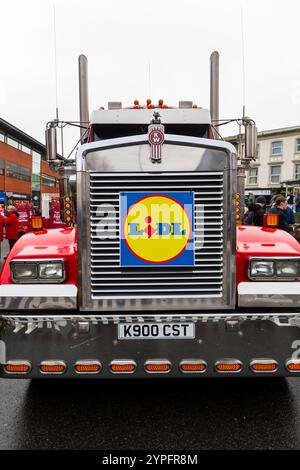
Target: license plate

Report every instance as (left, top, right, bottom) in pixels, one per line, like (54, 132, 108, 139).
(118, 322, 195, 340)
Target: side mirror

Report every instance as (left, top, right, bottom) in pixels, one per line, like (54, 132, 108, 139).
(244, 118, 257, 160)
(45, 124, 57, 161)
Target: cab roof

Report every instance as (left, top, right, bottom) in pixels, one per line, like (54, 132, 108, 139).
(90, 107, 211, 126)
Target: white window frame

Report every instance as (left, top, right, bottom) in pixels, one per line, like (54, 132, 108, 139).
(270, 165, 281, 184)
(295, 164, 300, 180)
(21, 144, 31, 155)
(6, 136, 19, 149)
(271, 141, 283, 156)
(296, 138, 300, 153)
(248, 167, 258, 185)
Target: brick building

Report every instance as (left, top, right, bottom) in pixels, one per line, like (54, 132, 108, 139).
(0, 117, 59, 210)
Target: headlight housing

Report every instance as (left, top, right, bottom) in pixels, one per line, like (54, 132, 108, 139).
(249, 258, 300, 281)
(11, 259, 65, 283)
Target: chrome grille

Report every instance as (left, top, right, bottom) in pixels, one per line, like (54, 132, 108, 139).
(89, 172, 224, 299)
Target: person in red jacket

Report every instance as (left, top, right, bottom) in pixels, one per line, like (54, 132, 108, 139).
(0, 217, 4, 259)
(0, 206, 20, 250)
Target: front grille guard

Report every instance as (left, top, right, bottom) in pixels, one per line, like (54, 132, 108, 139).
(77, 135, 237, 312)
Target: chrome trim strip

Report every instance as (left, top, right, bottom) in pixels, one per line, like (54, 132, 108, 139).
(0, 285, 77, 310)
(179, 359, 207, 374)
(2, 313, 300, 326)
(109, 359, 137, 374)
(76, 134, 237, 171)
(39, 360, 67, 375)
(74, 360, 102, 374)
(238, 282, 300, 308)
(215, 359, 243, 374)
(250, 359, 278, 373)
(144, 359, 172, 374)
(4, 360, 32, 375)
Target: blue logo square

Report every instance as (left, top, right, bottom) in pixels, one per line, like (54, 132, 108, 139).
(120, 192, 194, 267)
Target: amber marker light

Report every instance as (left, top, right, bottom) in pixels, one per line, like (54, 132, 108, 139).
(74, 361, 102, 374)
(215, 360, 242, 373)
(4, 361, 31, 374)
(263, 213, 279, 227)
(286, 360, 300, 372)
(250, 360, 278, 373)
(144, 360, 171, 374)
(39, 361, 66, 374)
(180, 360, 207, 374)
(109, 360, 136, 374)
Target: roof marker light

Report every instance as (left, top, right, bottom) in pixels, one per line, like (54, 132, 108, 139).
(108, 101, 122, 110)
(179, 101, 193, 109)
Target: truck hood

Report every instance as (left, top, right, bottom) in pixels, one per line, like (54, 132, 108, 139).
(237, 225, 300, 256)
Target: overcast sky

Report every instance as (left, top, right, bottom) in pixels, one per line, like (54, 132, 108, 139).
(1, 0, 300, 156)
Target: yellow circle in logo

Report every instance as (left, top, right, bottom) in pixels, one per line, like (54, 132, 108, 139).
(124, 195, 191, 264)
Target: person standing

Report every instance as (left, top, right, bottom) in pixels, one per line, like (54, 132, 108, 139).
(286, 191, 294, 210)
(296, 190, 300, 213)
(0, 217, 4, 260)
(0, 206, 20, 250)
(270, 196, 294, 233)
(253, 196, 267, 226)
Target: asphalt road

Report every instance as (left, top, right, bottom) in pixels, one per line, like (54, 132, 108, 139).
(1, 377, 300, 450)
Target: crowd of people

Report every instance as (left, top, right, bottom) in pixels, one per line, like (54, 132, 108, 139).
(0, 206, 20, 258)
(243, 191, 300, 244)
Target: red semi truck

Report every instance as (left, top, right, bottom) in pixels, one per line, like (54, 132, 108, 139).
(0, 52, 300, 379)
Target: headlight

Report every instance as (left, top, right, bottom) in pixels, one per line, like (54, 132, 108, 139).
(249, 258, 300, 280)
(276, 261, 299, 277)
(39, 263, 63, 280)
(11, 260, 65, 283)
(12, 263, 38, 280)
(250, 260, 275, 277)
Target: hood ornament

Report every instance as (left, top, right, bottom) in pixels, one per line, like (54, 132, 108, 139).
(148, 112, 165, 163)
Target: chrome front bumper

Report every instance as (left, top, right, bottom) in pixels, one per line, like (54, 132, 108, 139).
(238, 282, 300, 308)
(0, 281, 299, 311)
(1, 312, 300, 379)
(0, 285, 77, 310)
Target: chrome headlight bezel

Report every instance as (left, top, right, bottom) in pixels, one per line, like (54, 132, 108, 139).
(249, 257, 300, 281)
(11, 259, 65, 284)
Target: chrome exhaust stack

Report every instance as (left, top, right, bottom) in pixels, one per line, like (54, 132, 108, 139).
(210, 51, 220, 137)
(78, 54, 89, 143)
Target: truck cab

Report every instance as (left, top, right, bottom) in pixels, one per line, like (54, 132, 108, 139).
(0, 54, 300, 379)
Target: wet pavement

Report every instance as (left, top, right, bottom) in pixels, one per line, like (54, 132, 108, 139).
(1, 376, 300, 450)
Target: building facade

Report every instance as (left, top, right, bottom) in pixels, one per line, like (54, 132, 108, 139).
(227, 126, 300, 199)
(0, 117, 59, 210)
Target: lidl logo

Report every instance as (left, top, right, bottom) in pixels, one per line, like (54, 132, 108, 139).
(120, 192, 194, 266)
